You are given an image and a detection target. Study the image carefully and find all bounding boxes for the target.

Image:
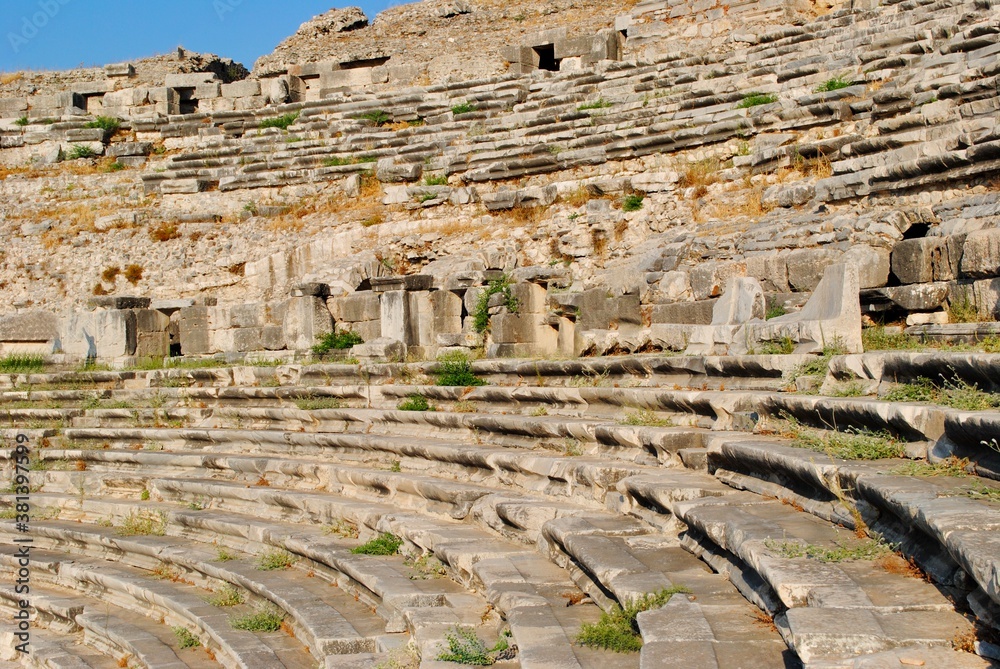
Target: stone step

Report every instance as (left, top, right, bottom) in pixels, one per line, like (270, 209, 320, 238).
(0, 549, 309, 669)
(0, 521, 384, 660)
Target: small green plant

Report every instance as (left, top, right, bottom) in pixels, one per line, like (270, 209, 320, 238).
(215, 547, 237, 562)
(947, 294, 981, 324)
(890, 457, 971, 478)
(578, 98, 613, 111)
(85, 116, 121, 133)
(790, 422, 905, 460)
(883, 377, 1000, 411)
(0, 354, 45, 373)
(618, 409, 673, 427)
(14, 116, 29, 127)
(256, 548, 296, 571)
(312, 330, 364, 355)
(814, 75, 853, 93)
(358, 110, 392, 126)
(418, 192, 438, 203)
(352, 533, 403, 555)
(788, 341, 848, 381)
(323, 519, 360, 539)
(389, 460, 402, 472)
(425, 175, 448, 186)
(294, 396, 344, 410)
(765, 304, 787, 320)
(473, 274, 517, 334)
(756, 337, 796, 355)
(436, 351, 486, 387)
(117, 511, 166, 536)
(398, 394, 431, 411)
(258, 112, 299, 130)
(208, 584, 246, 607)
(104, 160, 126, 172)
(764, 537, 892, 562)
(966, 481, 1000, 503)
(173, 627, 201, 649)
(451, 102, 477, 115)
(230, 604, 285, 632)
(736, 93, 778, 109)
(140, 489, 151, 501)
(621, 194, 644, 212)
(577, 587, 689, 653)
(862, 326, 921, 351)
(436, 626, 512, 665)
(68, 144, 97, 160)
(405, 552, 447, 580)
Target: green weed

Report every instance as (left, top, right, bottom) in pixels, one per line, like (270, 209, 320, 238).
(84, 116, 121, 133)
(617, 409, 673, 427)
(577, 587, 689, 653)
(883, 377, 1000, 411)
(621, 194, 644, 212)
(256, 548, 296, 571)
(397, 394, 431, 411)
(208, 584, 246, 607)
(765, 537, 892, 562)
(230, 604, 285, 632)
(0, 354, 45, 373)
(312, 331, 363, 355)
(578, 98, 613, 111)
(451, 103, 477, 115)
(258, 112, 299, 130)
(436, 351, 486, 387)
(791, 423, 905, 460)
(736, 93, 778, 108)
(436, 626, 511, 665)
(173, 627, 201, 649)
(352, 533, 403, 555)
(117, 511, 166, 536)
(68, 144, 97, 160)
(425, 175, 448, 186)
(473, 274, 517, 334)
(357, 110, 391, 126)
(814, 76, 853, 92)
(294, 397, 344, 411)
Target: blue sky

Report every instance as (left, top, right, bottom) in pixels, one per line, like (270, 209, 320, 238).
(2, 0, 394, 73)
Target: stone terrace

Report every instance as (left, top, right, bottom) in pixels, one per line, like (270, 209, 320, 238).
(0, 352, 999, 667)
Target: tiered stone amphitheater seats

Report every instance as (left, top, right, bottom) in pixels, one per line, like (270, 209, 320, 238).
(2, 353, 998, 667)
(125, 0, 999, 204)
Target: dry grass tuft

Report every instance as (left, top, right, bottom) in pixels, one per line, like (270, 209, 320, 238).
(876, 553, 924, 579)
(1, 72, 23, 85)
(678, 158, 721, 198)
(123, 264, 143, 285)
(561, 186, 592, 208)
(497, 205, 548, 227)
(149, 222, 181, 242)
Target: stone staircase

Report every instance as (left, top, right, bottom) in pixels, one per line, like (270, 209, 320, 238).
(1, 352, 998, 667)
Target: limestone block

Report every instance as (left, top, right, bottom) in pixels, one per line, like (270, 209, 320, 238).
(647, 271, 692, 303)
(231, 328, 264, 352)
(229, 303, 266, 329)
(492, 313, 555, 345)
(164, 73, 220, 88)
(973, 278, 1000, 319)
(0, 97, 28, 114)
(883, 283, 950, 311)
(961, 229, 1000, 279)
(107, 142, 152, 158)
(650, 300, 717, 325)
(337, 320, 380, 343)
(579, 289, 641, 330)
(104, 63, 134, 77)
(58, 310, 137, 360)
(221, 81, 261, 99)
(0, 310, 58, 343)
(786, 248, 843, 292)
(261, 327, 286, 350)
(330, 293, 381, 322)
(737, 263, 863, 354)
(406, 291, 436, 348)
(690, 261, 746, 300)
(193, 83, 221, 100)
(135, 331, 169, 359)
(518, 185, 558, 208)
(761, 183, 815, 208)
(178, 306, 210, 355)
(630, 172, 679, 193)
(686, 278, 765, 355)
(746, 253, 790, 292)
(380, 290, 409, 342)
(283, 296, 333, 351)
(843, 244, 890, 289)
(375, 158, 421, 183)
(263, 78, 290, 105)
(430, 291, 463, 337)
(508, 283, 548, 314)
(352, 337, 405, 362)
(482, 190, 519, 211)
(892, 236, 963, 284)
